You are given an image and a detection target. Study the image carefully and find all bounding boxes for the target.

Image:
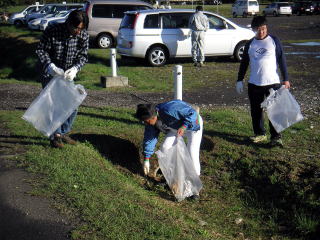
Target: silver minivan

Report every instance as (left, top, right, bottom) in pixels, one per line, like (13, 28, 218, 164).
(84, 0, 153, 48)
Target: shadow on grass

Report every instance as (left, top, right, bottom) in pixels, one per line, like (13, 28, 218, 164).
(0, 35, 39, 82)
(204, 129, 272, 149)
(72, 133, 141, 175)
(0, 135, 47, 147)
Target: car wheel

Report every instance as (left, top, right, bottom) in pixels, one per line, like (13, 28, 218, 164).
(233, 41, 246, 62)
(242, 12, 248, 18)
(97, 34, 113, 49)
(287, 14, 291, 17)
(147, 46, 167, 67)
(233, 12, 237, 18)
(273, 11, 278, 17)
(14, 20, 23, 26)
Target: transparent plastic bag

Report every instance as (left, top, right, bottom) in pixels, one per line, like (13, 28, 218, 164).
(261, 86, 303, 133)
(155, 137, 203, 202)
(22, 76, 87, 137)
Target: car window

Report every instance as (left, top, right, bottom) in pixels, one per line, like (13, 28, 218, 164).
(92, 4, 113, 18)
(144, 14, 160, 28)
(278, 3, 290, 7)
(162, 13, 191, 29)
(206, 14, 228, 30)
(270, 3, 275, 7)
(249, 1, 258, 6)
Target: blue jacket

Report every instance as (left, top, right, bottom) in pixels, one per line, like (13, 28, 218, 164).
(143, 100, 200, 159)
(237, 35, 288, 83)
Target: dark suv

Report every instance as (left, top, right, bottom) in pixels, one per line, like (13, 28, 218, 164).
(292, 1, 314, 15)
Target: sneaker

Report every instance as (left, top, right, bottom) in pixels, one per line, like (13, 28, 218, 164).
(61, 135, 77, 145)
(270, 138, 283, 147)
(199, 62, 205, 67)
(50, 135, 64, 148)
(250, 135, 267, 143)
(193, 62, 198, 67)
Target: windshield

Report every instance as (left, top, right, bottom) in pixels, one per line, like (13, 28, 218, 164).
(249, 1, 258, 6)
(120, 14, 137, 29)
(278, 3, 290, 7)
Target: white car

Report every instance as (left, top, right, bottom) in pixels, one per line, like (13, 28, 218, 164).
(117, 9, 255, 66)
(262, 2, 292, 17)
(39, 10, 72, 31)
(8, 4, 43, 26)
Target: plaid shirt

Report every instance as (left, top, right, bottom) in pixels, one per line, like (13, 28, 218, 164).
(36, 22, 89, 83)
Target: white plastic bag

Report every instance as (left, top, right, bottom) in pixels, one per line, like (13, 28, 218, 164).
(22, 76, 87, 137)
(155, 137, 203, 202)
(261, 86, 303, 133)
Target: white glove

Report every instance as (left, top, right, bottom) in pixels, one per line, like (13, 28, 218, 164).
(47, 63, 64, 77)
(143, 160, 150, 176)
(236, 81, 244, 94)
(64, 66, 78, 81)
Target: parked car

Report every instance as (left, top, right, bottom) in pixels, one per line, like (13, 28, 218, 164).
(262, 2, 292, 16)
(117, 9, 255, 66)
(28, 12, 58, 30)
(232, 0, 259, 18)
(8, 4, 43, 26)
(312, 1, 320, 14)
(84, 0, 153, 49)
(292, 1, 314, 15)
(25, 3, 84, 23)
(39, 10, 73, 31)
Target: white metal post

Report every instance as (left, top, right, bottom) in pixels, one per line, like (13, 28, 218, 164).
(174, 65, 182, 100)
(110, 48, 117, 77)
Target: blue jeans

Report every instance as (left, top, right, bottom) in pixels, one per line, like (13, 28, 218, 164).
(50, 110, 78, 140)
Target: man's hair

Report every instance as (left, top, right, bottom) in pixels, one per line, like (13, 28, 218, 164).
(66, 10, 89, 30)
(135, 104, 156, 121)
(196, 6, 203, 11)
(251, 16, 267, 28)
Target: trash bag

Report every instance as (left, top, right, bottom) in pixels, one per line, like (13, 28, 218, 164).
(155, 137, 203, 202)
(261, 86, 303, 133)
(22, 76, 87, 137)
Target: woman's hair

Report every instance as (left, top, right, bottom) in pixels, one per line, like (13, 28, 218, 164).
(196, 6, 203, 11)
(66, 9, 89, 30)
(135, 104, 156, 121)
(251, 16, 267, 29)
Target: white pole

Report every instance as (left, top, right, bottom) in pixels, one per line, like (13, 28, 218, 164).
(174, 65, 182, 100)
(110, 48, 117, 77)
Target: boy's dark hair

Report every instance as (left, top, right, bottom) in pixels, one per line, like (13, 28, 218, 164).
(135, 104, 156, 121)
(196, 6, 203, 11)
(66, 9, 89, 30)
(251, 16, 267, 28)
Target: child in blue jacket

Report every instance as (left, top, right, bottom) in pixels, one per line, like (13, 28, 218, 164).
(135, 100, 203, 179)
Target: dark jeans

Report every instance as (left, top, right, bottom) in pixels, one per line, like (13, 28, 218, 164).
(42, 76, 78, 140)
(248, 83, 281, 139)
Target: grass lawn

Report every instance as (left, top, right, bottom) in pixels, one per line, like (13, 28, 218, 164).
(1, 106, 319, 240)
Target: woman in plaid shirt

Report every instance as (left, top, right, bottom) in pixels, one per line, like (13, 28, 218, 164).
(36, 10, 89, 148)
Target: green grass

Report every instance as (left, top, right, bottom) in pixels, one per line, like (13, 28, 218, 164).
(1, 106, 320, 240)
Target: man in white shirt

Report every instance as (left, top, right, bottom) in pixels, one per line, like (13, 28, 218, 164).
(188, 6, 209, 67)
(236, 16, 290, 147)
